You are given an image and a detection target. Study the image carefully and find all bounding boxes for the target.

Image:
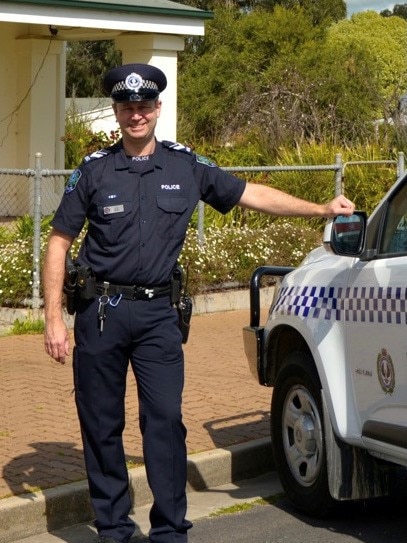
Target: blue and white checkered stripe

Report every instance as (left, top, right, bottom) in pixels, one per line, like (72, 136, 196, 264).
(273, 285, 407, 324)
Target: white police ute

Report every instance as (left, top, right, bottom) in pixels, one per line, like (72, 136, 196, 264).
(243, 171, 407, 515)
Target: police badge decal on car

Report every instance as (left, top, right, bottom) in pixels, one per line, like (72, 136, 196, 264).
(377, 348, 395, 394)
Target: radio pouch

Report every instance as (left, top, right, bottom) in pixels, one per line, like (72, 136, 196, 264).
(171, 266, 193, 344)
(178, 294, 193, 344)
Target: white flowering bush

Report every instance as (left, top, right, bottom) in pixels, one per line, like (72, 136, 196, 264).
(179, 220, 321, 294)
(0, 237, 38, 306)
(0, 216, 53, 307)
(0, 218, 321, 306)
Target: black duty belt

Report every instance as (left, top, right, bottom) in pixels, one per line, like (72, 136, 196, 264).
(95, 282, 171, 301)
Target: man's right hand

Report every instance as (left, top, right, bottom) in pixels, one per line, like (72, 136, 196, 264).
(44, 319, 70, 364)
(43, 228, 74, 365)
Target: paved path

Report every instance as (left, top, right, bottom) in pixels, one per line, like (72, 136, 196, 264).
(0, 310, 272, 500)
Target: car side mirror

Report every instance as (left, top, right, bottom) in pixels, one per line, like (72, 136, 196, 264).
(330, 211, 367, 256)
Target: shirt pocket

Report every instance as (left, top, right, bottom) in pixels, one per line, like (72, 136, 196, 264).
(93, 201, 133, 244)
(156, 196, 189, 239)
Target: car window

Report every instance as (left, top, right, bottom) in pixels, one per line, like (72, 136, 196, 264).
(379, 181, 407, 255)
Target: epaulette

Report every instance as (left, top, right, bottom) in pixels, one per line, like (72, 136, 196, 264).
(83, 148, 110, 163)
(162, 140, 193, 155)
(161, 141, 217, 167)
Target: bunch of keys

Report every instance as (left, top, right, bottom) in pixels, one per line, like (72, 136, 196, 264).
(98, 281, 110, 332)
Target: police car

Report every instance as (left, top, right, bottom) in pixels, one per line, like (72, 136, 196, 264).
(243, 171, 407, 515)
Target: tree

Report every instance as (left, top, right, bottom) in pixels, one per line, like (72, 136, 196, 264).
(175, 0, 237, 8)
(381, 3, 407, 19)
(178, 0, 346, 24)
(178, 5, 327, 146)
(66, 41, 121, 97)
(300, 38, 380, 142)
(328, 12, 407, 120)
(267, 0, 346, 24)
(178, 5, 407, 150)
(394, 3, 407, 19)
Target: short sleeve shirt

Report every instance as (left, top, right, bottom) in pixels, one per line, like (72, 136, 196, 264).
(52, 140, 246, 285)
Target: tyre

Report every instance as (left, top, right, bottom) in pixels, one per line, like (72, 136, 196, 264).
(271, 351, 335, 516)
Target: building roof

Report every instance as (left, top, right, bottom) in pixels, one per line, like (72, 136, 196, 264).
(0, 0, 213, 19)
(0, 0, 212, 36)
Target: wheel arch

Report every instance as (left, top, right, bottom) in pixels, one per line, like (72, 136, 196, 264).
(265, 324, 313, 386)
(269, 348, 396, 510)
(264, 321, 360, 442)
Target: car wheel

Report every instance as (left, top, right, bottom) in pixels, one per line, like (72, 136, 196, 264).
(271, 351, 334, 516)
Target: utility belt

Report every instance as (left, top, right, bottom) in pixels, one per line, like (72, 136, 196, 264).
(95, 282, 171, 301)
(64, 255, 192, 343)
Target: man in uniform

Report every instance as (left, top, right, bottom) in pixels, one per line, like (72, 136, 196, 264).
(43, 63, 355, 543)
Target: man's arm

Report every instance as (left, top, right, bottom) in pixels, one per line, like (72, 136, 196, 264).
(238, 182, 355, 218)
(43, 228, 74, 364)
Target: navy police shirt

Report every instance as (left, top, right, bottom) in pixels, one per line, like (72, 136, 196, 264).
(52, 140, 246, 285)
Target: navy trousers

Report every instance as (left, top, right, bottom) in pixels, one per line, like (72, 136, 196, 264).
(73, 295, 192, 543)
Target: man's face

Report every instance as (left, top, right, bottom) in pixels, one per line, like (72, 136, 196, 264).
(113, 99, 161, 146)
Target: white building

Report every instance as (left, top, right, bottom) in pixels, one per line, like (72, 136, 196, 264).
(0, 0, 212, 215)
(65, 98, 117, 137)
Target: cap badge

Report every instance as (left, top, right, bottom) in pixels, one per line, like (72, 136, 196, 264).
(125, 72, 143, 91)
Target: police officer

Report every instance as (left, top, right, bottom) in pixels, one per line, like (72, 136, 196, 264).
(43, 63, 355, 543)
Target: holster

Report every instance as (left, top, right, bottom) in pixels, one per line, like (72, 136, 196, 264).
(63, 254, 96, 315)
(171, 266, 193, 344)
(64, 254, 78, 315)
(76, 265, 96, 300)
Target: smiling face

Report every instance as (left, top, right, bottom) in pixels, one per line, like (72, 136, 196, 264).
(113, 99, 161, 155)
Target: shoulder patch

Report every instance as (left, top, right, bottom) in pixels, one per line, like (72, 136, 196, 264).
(83, 149, 109, 163)
(196, 154, 217, 167)
(65, 169, 82, 194)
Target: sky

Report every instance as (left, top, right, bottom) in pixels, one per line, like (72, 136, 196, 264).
(346, 0, 396, 15)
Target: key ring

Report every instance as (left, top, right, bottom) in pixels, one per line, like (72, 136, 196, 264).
(109, 293, 123, 307)
(98, 294, 110, 305)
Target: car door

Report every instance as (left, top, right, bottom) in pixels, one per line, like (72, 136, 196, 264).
(343, 179, 407, 459)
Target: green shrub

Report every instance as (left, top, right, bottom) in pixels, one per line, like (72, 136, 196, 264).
(191, 140, 400, 225)
(0, 226, 14, 244)
(63, 104, 119, 169)
(9, 318, 45, 335)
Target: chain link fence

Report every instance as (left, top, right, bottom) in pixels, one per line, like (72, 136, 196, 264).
(0, 151, 405, 311)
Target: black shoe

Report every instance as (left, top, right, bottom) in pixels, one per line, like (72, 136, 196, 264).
(97, 537, 122, 543)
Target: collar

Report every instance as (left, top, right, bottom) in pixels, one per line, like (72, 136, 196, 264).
(113, 139, 164, 172)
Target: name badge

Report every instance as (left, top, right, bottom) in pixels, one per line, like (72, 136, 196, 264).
(103, 204, 124, 215)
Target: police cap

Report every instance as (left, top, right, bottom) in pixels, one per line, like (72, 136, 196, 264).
(103, 63, 167, 102)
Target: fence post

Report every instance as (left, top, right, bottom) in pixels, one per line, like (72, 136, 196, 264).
(32, 152, 42, 312)
(334, 153, 343, 197)
(197, 200, 205, 246)
(398, 152, 405, 176)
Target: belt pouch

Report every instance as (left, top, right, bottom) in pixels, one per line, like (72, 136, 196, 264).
(77, 267, 96, 299)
